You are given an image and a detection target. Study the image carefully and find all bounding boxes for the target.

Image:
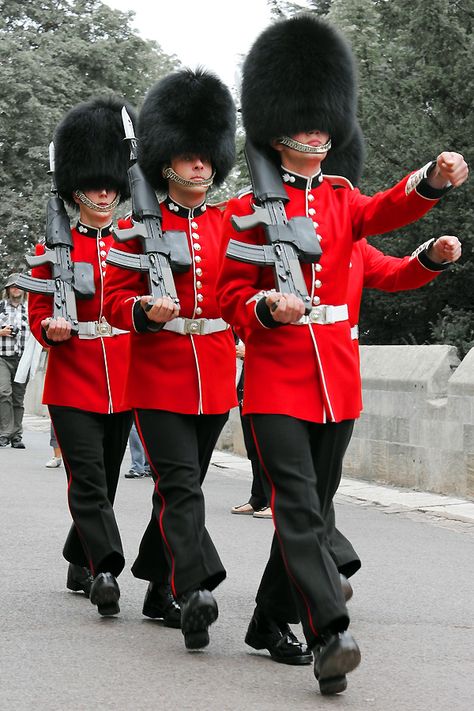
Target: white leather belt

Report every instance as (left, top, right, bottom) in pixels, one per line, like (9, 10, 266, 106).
(351, 325, 359, 340)
(77, 319, 128, 339)
(293, 304, 348, 326)
(163, 317, 229, 336)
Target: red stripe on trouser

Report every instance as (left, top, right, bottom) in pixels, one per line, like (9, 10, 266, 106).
(249, 416, 319, 639)
(134, 410, 177, 599)
(50, 416, 94, 575)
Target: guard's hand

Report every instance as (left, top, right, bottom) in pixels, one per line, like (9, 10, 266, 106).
(428, 152, 468, 189)
(236, 342, 245, 359)
(266, 292, 306, 323)
(0, 324, 13, 337)
(42, 317, 72, 342)
(141, 295, 179, 323)
(428, 235, 462, 264)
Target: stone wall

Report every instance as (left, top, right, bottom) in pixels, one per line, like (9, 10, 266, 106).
(217, 345, 474, 499)
(344, 345, 474, 498)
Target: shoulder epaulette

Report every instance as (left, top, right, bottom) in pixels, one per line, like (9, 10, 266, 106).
(207, 200, 228, 212)
(236, 185, 253, 199)
(323, 174, 354, 190)
(117, 213, 131, 229)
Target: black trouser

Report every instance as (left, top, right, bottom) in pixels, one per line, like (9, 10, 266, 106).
(49, 406, 132, 577)
(131, 409, 228, 598)
(325, 505, 361, 579)
(250, 414, 354, 647)
(240, 413, 269, 509)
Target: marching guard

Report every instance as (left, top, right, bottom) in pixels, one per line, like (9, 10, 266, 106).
(28, 97, 134, 616)
(216, 15, 468, 695)
(103, 69, 237, 650)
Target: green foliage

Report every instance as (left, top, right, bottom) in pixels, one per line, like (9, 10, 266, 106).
(430, 305, 474, 359)
(0, 0, 179, 282)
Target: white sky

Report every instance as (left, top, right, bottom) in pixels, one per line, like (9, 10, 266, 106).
(105, 0, 274, 89)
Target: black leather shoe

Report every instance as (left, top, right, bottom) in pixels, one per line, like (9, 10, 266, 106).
(11, 437, 25, 449)
(180, 589, 218, 650)
(245, 608, 313, 665)
(340, 574, 353, 602)
(313, 631, 361, 695)
(142, 582, 181, 628)
(90, 572, 120, 616)
(66, 563, 94, 597)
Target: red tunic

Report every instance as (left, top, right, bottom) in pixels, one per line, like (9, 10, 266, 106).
(28, 223, 129, 414)
(348, 238, 442, 330)
(103, 198, 237, 415)
(217, 168, 442, 423)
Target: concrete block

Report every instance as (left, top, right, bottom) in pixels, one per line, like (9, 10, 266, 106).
(384, 416, 410, 444)
(463, 425, 474, 454)
(466, 454, 474, 498)
(343, 436, 363, 474)
(352, 413, 369, 439)
(368, 439, 389, 481)
(446, 395, 474, 424)
(216, 407, 245, 456)
(424, 397, 448, 420)
(424, 450, 466, 496)
(448, 347, 474, 396)
(412, 419, 463, 451)
(386, 442, 420, 488)
(360, 344, 459, 396)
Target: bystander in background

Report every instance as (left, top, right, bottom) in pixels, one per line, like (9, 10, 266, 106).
(46, 422, 62, 468)
(0, 275, 29, 449)
(125, 422, 151, 479)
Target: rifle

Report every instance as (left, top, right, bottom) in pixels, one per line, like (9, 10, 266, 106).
(226, 139, 322, 315)
(13, 142, 95, 335)
(106, 107, 191, 309)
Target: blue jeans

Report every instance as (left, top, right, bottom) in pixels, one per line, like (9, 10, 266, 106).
(129, 422, 148, 473)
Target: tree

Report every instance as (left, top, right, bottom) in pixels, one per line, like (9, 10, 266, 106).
(353, 0, 473, 348)
(0, 0, 179, 283)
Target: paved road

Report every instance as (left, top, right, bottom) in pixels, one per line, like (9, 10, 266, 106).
(1, 421, 473, 710)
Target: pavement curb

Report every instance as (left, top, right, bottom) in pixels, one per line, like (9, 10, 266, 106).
(211, 449, 474, 525)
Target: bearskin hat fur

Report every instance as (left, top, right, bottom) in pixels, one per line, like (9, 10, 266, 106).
(322, 122, 365, 187)
(54, 95, 136, 207)
(241, 15, 357, 155)
(138, 68, 236, 192)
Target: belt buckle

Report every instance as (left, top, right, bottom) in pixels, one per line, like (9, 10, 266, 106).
(310, 305, 335, 325)
(96, 321, 112, 336)
(184, 318, 204, 335)
(310, 305, 325, 324)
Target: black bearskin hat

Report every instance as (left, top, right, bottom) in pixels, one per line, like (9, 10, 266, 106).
(138, 68, 236, 192)
(241, 14, 357, 155)
(322, 122, 365, 187)
(54, 95, 136, 207)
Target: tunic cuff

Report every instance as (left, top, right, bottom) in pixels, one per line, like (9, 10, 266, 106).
(132, 300, 165, 333)
(415, 161, 453, 199)
(417, 244, 451, 272)
(41, 326, 58, 347)
(255, 297, 282, 329)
